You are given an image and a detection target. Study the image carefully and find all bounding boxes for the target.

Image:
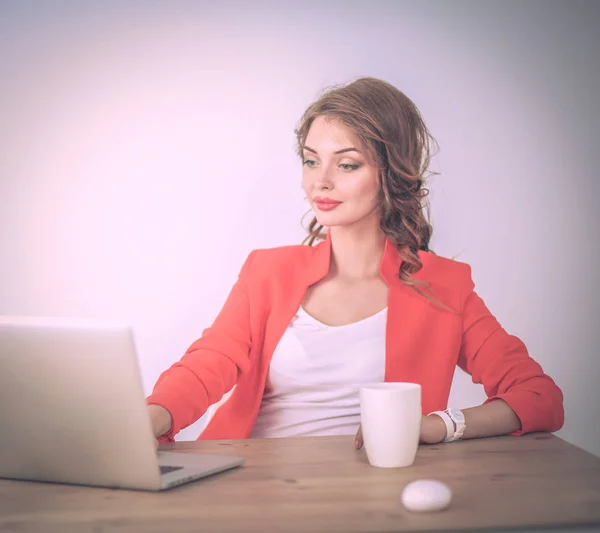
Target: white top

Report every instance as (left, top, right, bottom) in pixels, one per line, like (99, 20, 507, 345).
(250, 305, 387, 438)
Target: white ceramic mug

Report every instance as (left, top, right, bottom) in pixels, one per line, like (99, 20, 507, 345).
(359, 382, 422, 468)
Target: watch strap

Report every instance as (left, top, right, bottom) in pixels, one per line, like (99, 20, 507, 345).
(445, 408, 466, 442)
(428, 409, 466, 442)
(428, 410, 454, 442)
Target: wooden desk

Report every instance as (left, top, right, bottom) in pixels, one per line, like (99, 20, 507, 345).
(1, 433, 599, 532)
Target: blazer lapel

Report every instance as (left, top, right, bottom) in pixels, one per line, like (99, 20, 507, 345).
(379, 240, 430, 383)
(260, 235, 332, 371)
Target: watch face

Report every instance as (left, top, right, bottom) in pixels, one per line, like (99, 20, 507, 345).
(448, 408, 465, 424)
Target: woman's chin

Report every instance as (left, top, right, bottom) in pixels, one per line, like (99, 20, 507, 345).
(314, 211, 381, 232)
(316, 211, 366, 227)
(314, 214, 339, 227)
(314, 210, 349, 226)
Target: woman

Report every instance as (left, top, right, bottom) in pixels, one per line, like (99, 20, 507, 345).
(146, 77, 564, 447)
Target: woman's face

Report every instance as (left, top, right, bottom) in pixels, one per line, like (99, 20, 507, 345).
(302, 116, 380, 230)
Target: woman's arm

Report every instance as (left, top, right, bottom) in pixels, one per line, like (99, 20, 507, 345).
(145, 251, 256, 441)
(455, 268, 564, 436)
(420, 399, 521, 444)
(356, 399, 521, 449)
(357, 264, 562, 451)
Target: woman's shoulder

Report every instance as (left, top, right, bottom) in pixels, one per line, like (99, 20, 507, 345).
(418, 250, 473, 281)
(241, 245, 475, 282)
(239, 243, 319, 280)
(417, 251, 476, 309)
(249, 243, 317, 263)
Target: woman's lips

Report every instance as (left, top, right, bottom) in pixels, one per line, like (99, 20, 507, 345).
(314, 197, 342, 211)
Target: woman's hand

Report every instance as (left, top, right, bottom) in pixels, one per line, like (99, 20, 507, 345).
(148, 404, 173, 447)
(354, 415, 447, 450)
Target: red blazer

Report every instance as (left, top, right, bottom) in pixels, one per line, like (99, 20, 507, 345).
(147, 236, 564, 441)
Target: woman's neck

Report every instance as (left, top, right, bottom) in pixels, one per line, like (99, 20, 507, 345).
(328, 220, 386, 281)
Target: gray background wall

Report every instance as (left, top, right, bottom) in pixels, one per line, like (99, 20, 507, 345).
(1, 0, 598, 455)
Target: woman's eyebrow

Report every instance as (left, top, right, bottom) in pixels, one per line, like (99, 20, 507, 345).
(303, 146, 361, 155)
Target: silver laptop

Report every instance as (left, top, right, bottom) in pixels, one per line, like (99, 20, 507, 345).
(0, 316, 244, 491)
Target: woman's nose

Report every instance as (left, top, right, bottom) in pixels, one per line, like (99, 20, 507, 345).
(313, 165, 334, 190)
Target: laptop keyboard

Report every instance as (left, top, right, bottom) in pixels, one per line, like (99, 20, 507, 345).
(160, 465, 184, 475)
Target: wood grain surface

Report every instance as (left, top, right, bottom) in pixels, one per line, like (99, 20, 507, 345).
(1, 433, 599, 533)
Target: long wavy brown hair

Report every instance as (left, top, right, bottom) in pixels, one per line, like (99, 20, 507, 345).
(295, 77, 441, 298)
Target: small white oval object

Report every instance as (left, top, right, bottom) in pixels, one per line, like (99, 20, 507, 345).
(401, 479, 452, 512)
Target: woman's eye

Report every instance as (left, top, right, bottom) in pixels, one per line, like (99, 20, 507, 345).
(339, 163, 360, 171)
(303, 159, 318, 167)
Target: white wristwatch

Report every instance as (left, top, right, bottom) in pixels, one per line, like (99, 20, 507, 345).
(428, 408, 466, 442)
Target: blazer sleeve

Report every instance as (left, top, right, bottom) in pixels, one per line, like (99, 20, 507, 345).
(146, 251, 256, 441)
(456, 267, 564, 435)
